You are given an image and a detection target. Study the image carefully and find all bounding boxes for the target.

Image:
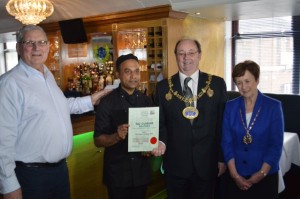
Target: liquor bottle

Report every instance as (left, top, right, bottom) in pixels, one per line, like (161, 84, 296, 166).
(92, 74, 99, 93)
(81, 71, 88, 94)
(88, 76, 93, 92)
(106, 74, 113, 85)
(98, 75, 105, 90)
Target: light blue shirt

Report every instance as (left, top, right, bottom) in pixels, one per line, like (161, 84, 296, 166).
(0, 59, 94, 194)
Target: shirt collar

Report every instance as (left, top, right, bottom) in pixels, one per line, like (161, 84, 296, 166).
(118, 85, 139, 97)
(19, 59, 49, 77)
(179, 70, 199, 87)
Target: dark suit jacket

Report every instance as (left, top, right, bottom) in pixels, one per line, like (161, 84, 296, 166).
(155, 71, 227, 180)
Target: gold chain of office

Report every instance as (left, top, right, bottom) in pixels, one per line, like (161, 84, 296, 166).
(167, 74, 212, 104)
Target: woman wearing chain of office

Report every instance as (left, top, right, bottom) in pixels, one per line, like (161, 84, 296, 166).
(221, 60, 284, 199)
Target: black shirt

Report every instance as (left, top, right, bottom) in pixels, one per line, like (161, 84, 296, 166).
(94, 86, 153, 187)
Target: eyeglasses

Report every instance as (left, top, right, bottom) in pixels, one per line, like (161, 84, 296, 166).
(176, 51, 199, 58)
(20, 40, 48, 47)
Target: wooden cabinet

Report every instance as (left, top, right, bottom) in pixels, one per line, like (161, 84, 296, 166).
(146, 26, 164, 95)
(116, 26, 166, 96)
(115, 18, 183, 95)
(144, 18, 185, 96)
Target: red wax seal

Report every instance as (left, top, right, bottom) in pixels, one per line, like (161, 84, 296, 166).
(150, 137, 157, 144)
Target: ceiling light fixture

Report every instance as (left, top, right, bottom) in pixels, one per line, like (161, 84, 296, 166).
(6, 0, 54, 25)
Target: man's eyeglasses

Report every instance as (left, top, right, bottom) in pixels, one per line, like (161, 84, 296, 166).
(176, 51, 199, 58)
(20, 40, 48, 47)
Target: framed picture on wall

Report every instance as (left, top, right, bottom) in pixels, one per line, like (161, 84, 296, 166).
(68, 43, 88, 58)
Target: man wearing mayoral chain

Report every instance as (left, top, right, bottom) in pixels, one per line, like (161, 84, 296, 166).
(155, 38, 227, 199)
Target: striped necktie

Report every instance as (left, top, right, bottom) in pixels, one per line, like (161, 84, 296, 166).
(183, 77, 194, 107)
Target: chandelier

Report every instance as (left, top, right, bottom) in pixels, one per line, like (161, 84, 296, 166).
(6, 0, 54, 25)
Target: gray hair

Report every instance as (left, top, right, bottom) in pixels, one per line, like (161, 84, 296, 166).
(16, 25, 47, 43)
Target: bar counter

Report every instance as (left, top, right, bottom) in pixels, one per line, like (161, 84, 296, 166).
(72, 113, 96, 136)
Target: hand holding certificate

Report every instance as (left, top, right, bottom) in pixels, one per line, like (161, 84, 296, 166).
(128, 107, 159, 152)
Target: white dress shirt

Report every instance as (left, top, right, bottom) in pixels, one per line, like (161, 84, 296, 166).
(179, 70, 199, 107)
(0, 59, 94, 194)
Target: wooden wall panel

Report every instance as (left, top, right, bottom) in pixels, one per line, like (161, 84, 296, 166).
(182, 16, 225, 78)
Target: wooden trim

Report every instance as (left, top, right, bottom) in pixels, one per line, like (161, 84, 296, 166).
(40, 4, 187, 33)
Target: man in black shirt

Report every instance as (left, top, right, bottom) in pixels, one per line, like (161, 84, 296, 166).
(94, 54, 165, 199)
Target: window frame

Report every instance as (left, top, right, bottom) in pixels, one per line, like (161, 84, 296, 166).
(231, 17, 300, 95)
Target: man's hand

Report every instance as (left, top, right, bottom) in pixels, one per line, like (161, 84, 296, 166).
(91, 89, 112, 105)
(151, 141, 166, 156)
(218, 162, 227, 177)
(4, 188, 22, 199)
(117, 124, 129, 140)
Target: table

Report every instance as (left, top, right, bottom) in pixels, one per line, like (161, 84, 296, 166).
(278, 132, 300, 192)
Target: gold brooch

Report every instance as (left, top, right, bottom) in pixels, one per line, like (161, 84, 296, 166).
(165, 91, 172, 101)
(207, 88, 214, 97)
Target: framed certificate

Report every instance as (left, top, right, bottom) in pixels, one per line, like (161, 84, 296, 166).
(128, 107, 159, 152)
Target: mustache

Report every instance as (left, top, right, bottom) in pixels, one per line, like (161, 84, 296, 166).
(129, 79, 139, 83)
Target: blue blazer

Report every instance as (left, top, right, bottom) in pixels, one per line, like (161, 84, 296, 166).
(222, 91, 284, 176)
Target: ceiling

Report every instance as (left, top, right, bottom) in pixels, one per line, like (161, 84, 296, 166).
(1, 0, 300, 42)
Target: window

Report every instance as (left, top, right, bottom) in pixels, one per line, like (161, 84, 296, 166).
(232, 16, 299, 94)
(6, 41, 18, 71)
(0, 43, 4, 75)
(0, 40, 18, 76)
